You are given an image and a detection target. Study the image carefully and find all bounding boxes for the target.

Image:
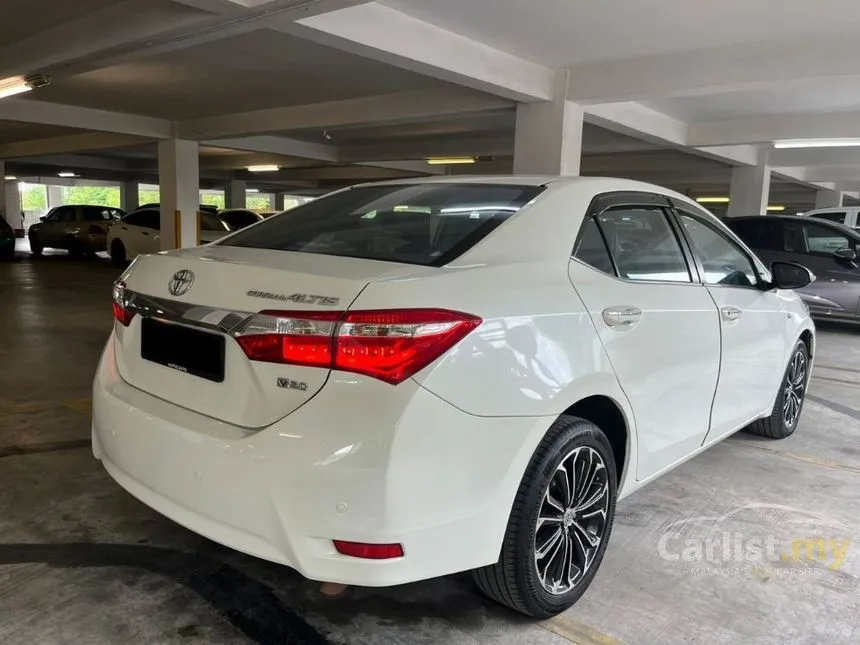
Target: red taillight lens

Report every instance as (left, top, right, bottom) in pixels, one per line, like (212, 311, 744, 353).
(333, 540, 404, 559)
(112, 281, 134, 327)
(235, 311, 340, 367)
(335, 309, 481, 384)
(235, 308, 481, 384)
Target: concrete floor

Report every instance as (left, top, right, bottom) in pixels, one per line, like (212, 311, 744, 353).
(1, 247, 858, 645)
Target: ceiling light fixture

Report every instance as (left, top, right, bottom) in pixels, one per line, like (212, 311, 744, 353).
(4, 175, 16, 180)
(0, 74, 51, 100)
(766, 205, 786, 212)
(426, 157, 476, 165)
(695, 196, 730, 204)
(58, 171, 77, 178)
(773, 139, 860, 149)
(246, 188, 259, 193)
(247, 165, 280, 172)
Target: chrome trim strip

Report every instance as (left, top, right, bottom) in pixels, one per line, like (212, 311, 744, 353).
(122, 289, 253, 335)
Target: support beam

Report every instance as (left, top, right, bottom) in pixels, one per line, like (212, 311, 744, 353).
(514, 72, 583, 175)
(0, 100, 171, 139)
(202, 136, 339, 162)
(727, 148, 771, 217)
(339, 136, 512, 163)
(180, 89, 512, 139)
(584, 102, 687, 148)
(688, 112, 860, 147)
(225, 179, 247, 209)
(792, 166, 860, 183)
(47, 185, 64, 209)
(814, 188, 845, 209)
(281, 3, 554, 102)
(1, 162, 22, 230)
(120, 180, 140, 212)
(565, 36, 860, 103)
(158, 139, 200, 249)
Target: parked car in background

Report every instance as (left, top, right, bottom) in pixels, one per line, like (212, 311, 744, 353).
(28, 205, 124, 256)
(107, 207, 231, 265)
(138, 203, 220, 214)
(98, 177, 815, 618)
(218, 208, 277, 231)
(726, 215, 860, 322)
(0, 217, 15, 260)
(801, 207, 860, 231)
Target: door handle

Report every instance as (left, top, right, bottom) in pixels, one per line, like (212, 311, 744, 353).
(602, 306, 642, 329)
(720, 306, 742, 323)
(141, 231, 150, 236)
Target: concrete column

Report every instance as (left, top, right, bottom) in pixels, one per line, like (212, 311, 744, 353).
(47, 185, 64, 209)
(513, 71, 583, 176)
(273, 193, 285, 211)
(814, 188, 845, 209)
(727, 150, 771, 217)
(0, 161, 15, 229)
(157, 139, 199, 249)
(120, 180, 139, 212)
(225, 179, 247, 209)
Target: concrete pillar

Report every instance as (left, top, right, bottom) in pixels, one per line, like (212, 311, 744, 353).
(157, 139, 199, 249)
(120, 180, 139, 212)
(47, 185, 63, 209)
(727, 150, 771, 217)
(0, 162, 16, 229)
(814, 188, 845, 209)
(513, 71, 583, 176)
(225, 179, 246, 209)
(273, 193, 285, 211)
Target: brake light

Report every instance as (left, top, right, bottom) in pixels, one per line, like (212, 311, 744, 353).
(112, 281, 134, 327)
(333, 540, 404, 559)
(235, 308, 481, 384)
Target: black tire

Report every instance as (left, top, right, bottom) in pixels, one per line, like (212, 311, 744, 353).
(745, 340, 809, 439)
(472, 415, 617, 618)
(28, 234, 43, 256)
(110, 240, 127, 267)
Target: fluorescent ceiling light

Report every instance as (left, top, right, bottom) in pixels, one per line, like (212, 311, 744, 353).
(426, 157, 476, 165)
(247, 165, 280, 172)
(696, 196, 730, 204)
(0, 74, 50, 100)
(246, 188, 259, 193)
(766, 205, 786, 212)
(3, 175, 16, 180)
(58, 171, 77, 178)
(774, 139, 860, 149)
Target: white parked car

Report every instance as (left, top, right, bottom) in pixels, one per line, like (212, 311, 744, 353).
(107, 207, 231, 264)
(94, 177, 815, 617)
(800, 207, 860, 231)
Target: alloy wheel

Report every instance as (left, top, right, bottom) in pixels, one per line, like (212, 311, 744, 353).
(534, 446, 610, 595)
(782, 349, 807, 428)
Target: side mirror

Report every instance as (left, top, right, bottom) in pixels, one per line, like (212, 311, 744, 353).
(771, 262, 815, 290)
(39, 215, 46, 222)
(833, 247, 857, 262)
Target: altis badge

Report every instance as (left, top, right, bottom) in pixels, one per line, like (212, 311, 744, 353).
(247, 290, 339, 306)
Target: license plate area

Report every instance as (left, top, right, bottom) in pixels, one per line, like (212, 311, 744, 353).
(141, 317, 225, 383)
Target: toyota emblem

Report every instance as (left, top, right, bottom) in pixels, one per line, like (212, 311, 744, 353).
(168, 269, 195, 296)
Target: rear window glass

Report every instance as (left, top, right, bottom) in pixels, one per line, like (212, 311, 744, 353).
(219, 183, 544, 266)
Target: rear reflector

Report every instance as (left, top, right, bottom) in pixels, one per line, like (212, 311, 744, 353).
(333, 540, 404, 560)
(235, 308, 481, 384)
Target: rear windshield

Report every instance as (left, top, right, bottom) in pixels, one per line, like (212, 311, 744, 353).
(219, 183, 544, 266)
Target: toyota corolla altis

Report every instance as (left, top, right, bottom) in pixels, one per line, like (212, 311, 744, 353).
(94, 177, 815, 617)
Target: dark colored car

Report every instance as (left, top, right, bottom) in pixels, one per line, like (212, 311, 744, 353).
(137, 203, 219, 214)
(726, 215, 860, 322)
(28, 205, 125, 256)
(0, 217, 15, 260)
(218, 208, 277, 231)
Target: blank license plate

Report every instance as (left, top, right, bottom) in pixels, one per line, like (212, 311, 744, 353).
(140, 317, 225, 383)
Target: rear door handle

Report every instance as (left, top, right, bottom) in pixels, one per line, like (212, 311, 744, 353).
(602, 306, 642, 329)
(721, 306, 742, 323)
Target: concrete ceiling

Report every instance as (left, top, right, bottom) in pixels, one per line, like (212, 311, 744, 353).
(0, 0, 859, 207)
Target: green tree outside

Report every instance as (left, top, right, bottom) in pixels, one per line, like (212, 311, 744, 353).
(63, 186, 121, 207)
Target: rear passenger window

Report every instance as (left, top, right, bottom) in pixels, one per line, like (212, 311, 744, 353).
(596, 207, 691, 283)
(679, 214, 758, 288)
(574, 218, 614, 275)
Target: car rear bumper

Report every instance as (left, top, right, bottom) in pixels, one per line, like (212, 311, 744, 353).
(92, 333, 551, 586)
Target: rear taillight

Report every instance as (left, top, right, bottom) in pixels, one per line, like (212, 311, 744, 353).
(333, 540, 404, 559)
(112, 281, 134, 327)
(235, 308, 481, 384)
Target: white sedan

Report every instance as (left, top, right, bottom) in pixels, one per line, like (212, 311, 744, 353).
(94, 176, 815, 617)
(107, 206, 231, 264)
